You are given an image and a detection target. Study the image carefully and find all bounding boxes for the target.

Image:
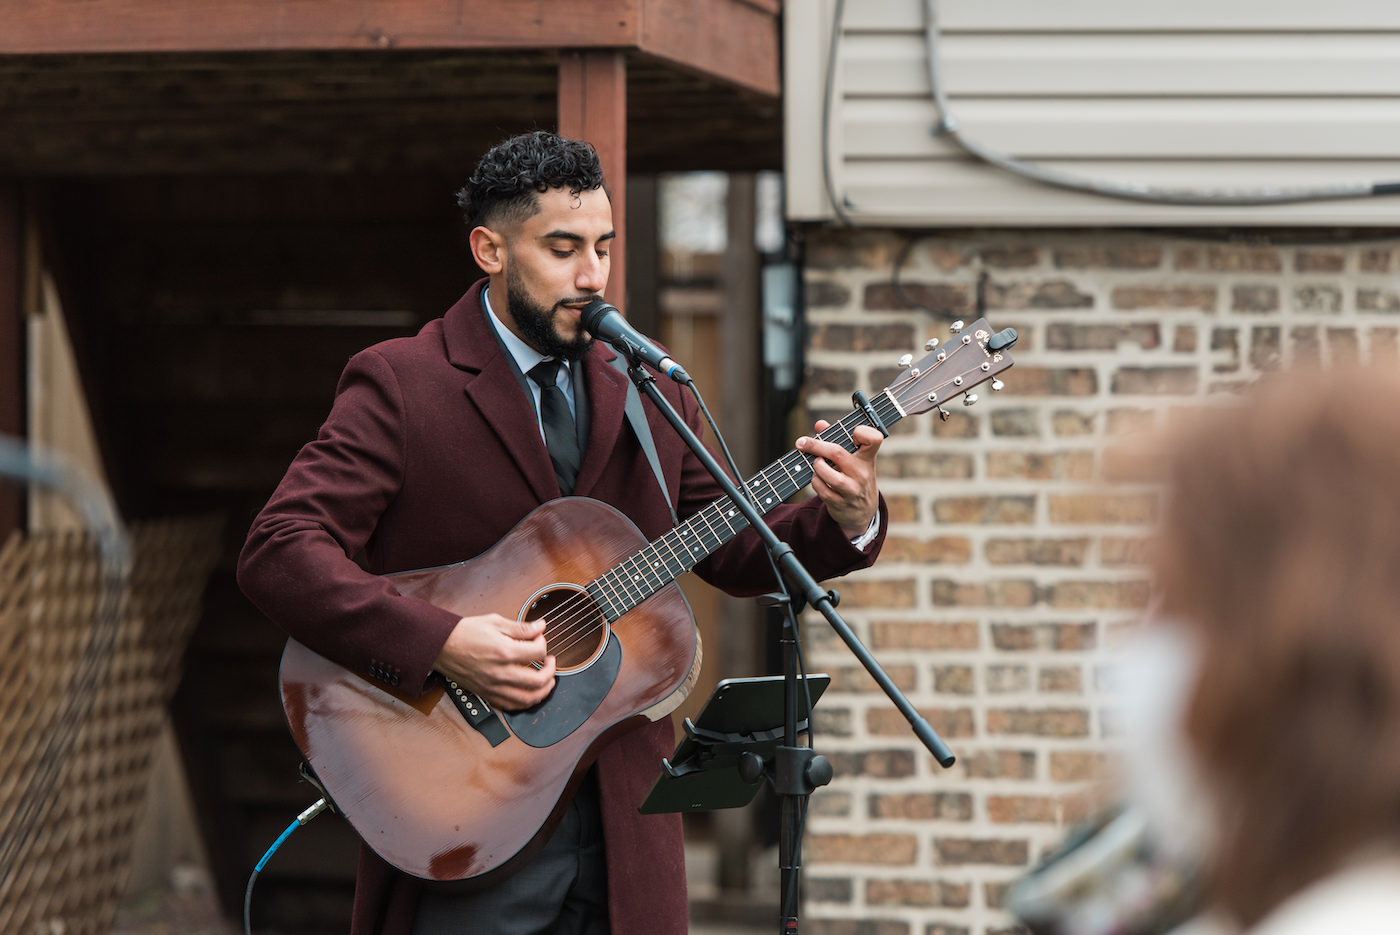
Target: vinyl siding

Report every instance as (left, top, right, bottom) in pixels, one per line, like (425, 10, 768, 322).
(785, 0, 1400, 226)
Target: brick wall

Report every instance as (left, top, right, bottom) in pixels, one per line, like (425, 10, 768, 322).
(796, 228, 1400, 935)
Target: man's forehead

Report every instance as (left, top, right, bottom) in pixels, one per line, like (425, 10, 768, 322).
(526, 186, 613, 235)
(534, 184, 609, 210)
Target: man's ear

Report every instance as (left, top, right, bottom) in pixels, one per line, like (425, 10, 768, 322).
(469, 226, 506, 274)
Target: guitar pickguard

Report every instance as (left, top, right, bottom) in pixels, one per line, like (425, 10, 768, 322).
(500, 634, 622, 748)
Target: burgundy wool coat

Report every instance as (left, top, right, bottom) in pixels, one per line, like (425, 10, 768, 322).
(237, 279, 886, 935)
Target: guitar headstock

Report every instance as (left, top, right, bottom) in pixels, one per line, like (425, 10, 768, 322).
(884, 319, 1017, 419)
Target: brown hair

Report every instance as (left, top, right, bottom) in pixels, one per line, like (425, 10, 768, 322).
(1151, 366, 1400, 926)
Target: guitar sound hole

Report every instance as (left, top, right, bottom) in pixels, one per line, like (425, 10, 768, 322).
(524, 586, 608, 672)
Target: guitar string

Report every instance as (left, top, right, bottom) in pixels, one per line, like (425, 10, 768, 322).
(532, 400, 887, 661)
(518, 351, 992, 663)
(523, 361, 960, 664)
(530, 354, 976, 663)
(526, 434, 854, 663)
(528, 388, 911, 664)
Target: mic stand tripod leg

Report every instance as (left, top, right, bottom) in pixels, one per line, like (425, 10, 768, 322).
(761, 591, 834, 935)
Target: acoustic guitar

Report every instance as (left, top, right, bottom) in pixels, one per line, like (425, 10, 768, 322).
(279, 318, 1016, 882)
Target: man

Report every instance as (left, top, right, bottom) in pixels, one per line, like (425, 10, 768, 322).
(238, 131, 887, 935)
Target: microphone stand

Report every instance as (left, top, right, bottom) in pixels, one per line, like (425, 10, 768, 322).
(620, 361, 955, 934)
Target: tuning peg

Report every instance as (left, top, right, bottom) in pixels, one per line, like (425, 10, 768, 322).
(924, 338, 940, 351)
(897, 353, 914, 368)
(938, 407, 951, 422)
(991, 379, 1004, 392)
(949, 320, 965, 334)
(963, 394, 978, 407)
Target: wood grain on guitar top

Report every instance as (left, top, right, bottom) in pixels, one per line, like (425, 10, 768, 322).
(279, 498, 698, 882)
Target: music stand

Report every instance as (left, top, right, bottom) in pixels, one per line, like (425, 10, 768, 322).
(640, 674, 830, 815)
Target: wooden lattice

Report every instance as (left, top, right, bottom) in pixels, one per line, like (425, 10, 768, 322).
(0, 516, 221, 935)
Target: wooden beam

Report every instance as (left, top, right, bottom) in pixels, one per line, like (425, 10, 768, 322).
(0, 185, 24, 539)
(0, 1, 780, 97)
(558, 50, 627, 311)
(638, 0, 780, 96)
(0, 0, 637, 54)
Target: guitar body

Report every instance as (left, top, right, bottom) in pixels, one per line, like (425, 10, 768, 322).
(279, 498, 701, 882)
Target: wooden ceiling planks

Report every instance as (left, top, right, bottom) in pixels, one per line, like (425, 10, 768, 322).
(0, 49, 780, 174)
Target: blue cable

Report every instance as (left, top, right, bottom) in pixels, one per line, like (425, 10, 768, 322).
(244, 798, 329, 935)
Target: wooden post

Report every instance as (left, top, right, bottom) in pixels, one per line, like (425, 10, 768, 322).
(624, 175, 659, 336)
(558, 50, 627, 311)
(715, 172, 763, 895)
(0, 184, 24, 540)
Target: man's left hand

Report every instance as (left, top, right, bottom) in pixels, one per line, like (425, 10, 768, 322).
(796, 420, 883, 539)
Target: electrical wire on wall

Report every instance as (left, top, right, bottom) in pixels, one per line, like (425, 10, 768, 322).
(821, 0, 1400, 218)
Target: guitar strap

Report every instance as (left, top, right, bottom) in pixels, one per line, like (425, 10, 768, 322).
(607, 352, 678, 525)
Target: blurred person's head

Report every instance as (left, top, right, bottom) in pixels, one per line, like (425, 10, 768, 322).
(1149, 365, 1400, 927)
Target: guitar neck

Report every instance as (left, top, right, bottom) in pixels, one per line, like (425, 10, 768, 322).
(586, 390, 904, 620)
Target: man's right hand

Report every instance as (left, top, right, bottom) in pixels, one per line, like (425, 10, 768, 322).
(434, 614, 557, 711)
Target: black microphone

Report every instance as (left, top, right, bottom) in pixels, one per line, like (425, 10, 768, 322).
(580, 298, 691, 384)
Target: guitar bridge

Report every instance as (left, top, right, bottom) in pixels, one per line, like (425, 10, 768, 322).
(443, 678, 510, 747)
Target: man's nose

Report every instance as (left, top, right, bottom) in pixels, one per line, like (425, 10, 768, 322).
(576, 252, 608, 293)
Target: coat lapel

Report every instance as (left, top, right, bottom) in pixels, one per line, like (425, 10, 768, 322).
(443, 282, 559, 503)
(572, 345, 629, 499)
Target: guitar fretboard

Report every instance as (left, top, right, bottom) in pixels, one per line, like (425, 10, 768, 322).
(586, 390, 903, 620)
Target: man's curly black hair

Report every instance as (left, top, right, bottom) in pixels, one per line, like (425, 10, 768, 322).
(456, 130, 608, 231)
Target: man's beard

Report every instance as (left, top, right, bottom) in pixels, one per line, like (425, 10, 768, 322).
(506, 268, 595, 361)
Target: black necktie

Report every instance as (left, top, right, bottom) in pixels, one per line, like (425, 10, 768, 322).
(528, 360, 581, 495)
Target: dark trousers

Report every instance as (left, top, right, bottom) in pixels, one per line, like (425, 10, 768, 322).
(411, 772, 609, 935)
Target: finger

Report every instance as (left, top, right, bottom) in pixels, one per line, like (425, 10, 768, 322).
(509, 615, 547, 639)
(810, 458, 858, 502)
(483, 624, 546, 666)
(813, 419, 831, 433)
(507, 657, 558, 709)
(808, 440, 867, 483)
(500, 655, 555, 689)
(511, 631, 549, 662)
(808, 451, 842, 484)
(503, 617, 549, 651)
(481, 655, 551, 696)
(796, 433, 849, 463)
(849, 425, 885, 458)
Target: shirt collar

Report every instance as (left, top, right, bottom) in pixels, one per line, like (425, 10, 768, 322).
(483, 285, 566, 377)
